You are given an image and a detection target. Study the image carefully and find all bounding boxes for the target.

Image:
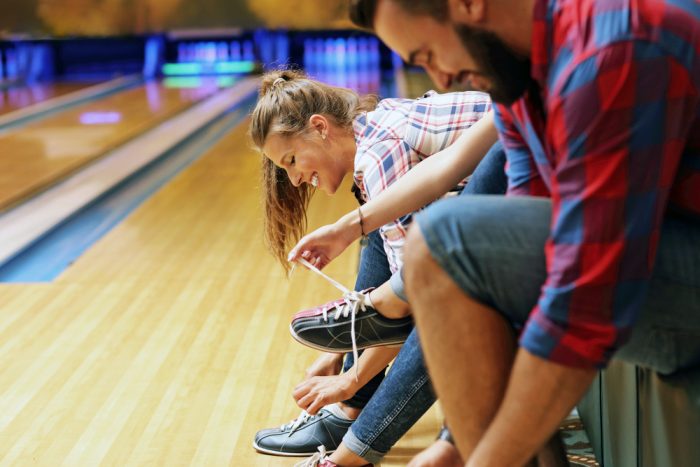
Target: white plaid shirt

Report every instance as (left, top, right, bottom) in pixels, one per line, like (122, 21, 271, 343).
(353, 90, 492, 273)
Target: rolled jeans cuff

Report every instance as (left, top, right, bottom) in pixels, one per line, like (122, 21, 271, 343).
(342, 427, 387, 465)
(389, 269, 408, 302)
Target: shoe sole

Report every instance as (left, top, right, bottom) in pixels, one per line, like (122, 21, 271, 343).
(252, 440, 336, 457)
(289, 324, 406, 353)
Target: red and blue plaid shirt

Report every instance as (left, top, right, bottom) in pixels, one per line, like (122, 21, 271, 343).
(354, 91, 491, 273)
(496, 0, 700, 368)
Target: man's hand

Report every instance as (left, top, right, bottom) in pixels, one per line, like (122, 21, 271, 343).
(407, 440, 462, 467)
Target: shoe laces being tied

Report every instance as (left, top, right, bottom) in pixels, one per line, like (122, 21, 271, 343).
(295, 258, 372, 381)
(294, 445, 331, 467)
(282, 410, 313, 436)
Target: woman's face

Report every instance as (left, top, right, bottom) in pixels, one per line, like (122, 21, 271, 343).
(262, 131, 350, 195)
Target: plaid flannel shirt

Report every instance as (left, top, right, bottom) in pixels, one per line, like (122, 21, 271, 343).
(496, 0, 700, 368)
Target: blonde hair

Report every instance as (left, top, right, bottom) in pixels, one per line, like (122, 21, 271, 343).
(250, 69, 378, 269)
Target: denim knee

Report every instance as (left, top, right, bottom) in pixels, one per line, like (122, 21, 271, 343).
(415, 195, 552, 326)
(389, 270, 408, 302)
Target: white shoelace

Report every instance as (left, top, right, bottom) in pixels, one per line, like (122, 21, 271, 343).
(294, 445, 329, 467)
(295, 258, 371, 380)
(282, 410, 312, 436)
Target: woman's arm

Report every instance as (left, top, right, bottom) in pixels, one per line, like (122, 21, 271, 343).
(293, 345, 401, 415)
(289, 112, 498, 266)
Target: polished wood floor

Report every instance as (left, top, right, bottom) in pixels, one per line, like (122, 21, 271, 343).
(0, 82, 91, 116)
(0, 80, 226, 212)
(0, 111, 441, 465)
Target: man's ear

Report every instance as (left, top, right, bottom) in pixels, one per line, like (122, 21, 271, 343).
(448, 0, 486, 24)
(308, 114, 328, 138)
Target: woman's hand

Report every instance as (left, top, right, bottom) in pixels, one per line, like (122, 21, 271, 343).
(295, 347, 401, 415)
(288, 211, 361, 269)
(305, 352, 344, 379)
(293, 373, 357, 415)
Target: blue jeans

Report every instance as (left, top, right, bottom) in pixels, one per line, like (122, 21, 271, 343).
(418, 195, 700, 374)
(343, 141, 509, 462)
(343, 228, 393, 408)
(389, 141, 509, 301)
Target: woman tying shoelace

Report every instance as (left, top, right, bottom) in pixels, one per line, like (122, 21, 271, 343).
(249, 68, 495, 466)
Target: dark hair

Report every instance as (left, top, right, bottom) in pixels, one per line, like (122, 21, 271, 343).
(349, 0, 449, 30)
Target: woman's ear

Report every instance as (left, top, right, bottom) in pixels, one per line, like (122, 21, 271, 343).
(309, 114, 328, 139)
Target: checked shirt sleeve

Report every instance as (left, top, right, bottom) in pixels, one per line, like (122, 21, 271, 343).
(520, 41, 698, 368)
(355, 138, 418, 274)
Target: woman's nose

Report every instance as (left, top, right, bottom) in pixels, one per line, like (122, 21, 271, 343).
(287, 168, 302, 187)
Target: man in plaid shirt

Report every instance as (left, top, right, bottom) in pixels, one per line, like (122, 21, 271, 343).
(348, 0, 700, 465)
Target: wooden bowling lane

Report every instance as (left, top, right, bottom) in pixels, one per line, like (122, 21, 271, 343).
(0, 78, 227, 213)
(0, 81, 97, 116)
(0, 118, 441, 465)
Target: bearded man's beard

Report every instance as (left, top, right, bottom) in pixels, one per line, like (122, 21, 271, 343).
(454, 24, 533, 105)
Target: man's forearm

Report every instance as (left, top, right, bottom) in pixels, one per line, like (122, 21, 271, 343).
(467, 350, 596, 467)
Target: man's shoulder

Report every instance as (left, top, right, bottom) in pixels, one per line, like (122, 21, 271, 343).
(546, 0, 699, 96)
(553, 0, 698, 58)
